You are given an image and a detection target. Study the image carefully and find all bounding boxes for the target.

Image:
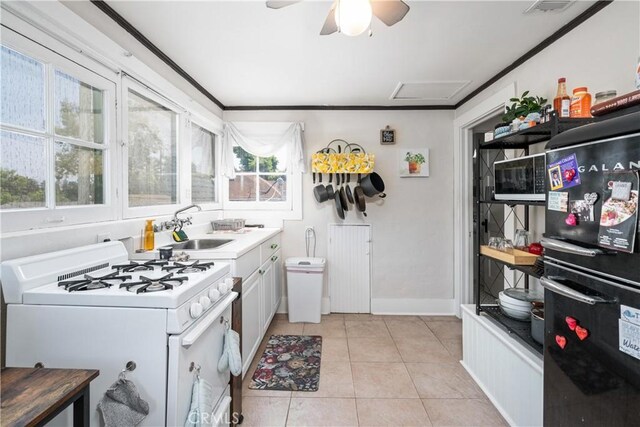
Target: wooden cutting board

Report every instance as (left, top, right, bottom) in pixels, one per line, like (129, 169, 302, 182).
(480, 245, 539, 265)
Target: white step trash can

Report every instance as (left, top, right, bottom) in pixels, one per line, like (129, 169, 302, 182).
(285, 257, 326, 323)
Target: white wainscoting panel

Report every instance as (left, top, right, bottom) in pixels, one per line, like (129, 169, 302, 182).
(328, 224, 371, 313)
(461, 304, 543, 427)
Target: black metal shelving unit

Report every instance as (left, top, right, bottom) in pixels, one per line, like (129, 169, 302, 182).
(473, 112, 594, 355)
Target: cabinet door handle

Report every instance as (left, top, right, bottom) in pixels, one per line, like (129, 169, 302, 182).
(259, 269, 264, 275)
(271, 256, 278, 262)
(270, 243, 278, 249)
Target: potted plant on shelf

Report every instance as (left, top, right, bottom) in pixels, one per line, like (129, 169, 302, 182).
(502, 91, 547, 124)
(405, 152, 426, 174)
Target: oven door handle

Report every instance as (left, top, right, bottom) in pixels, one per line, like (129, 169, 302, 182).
(182, 293, 237, 349)
(541, 237, 607, 257)
(540, 276, 615, 305)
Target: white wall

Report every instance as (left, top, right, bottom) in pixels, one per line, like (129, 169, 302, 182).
(456, 1, 640, 119)
(224, 109, 456, 314)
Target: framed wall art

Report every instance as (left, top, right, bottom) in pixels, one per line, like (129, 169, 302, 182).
(400, 148, 429, 177)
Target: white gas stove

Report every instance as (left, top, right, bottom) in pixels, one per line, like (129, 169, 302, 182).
(1, 241, 237, 426)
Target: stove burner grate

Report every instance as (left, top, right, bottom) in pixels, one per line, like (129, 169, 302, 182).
(119, 273, 189, 294)
(162, 260, 215, 274)
(112, 260, 168, 273)
(58, 272, 132, 292)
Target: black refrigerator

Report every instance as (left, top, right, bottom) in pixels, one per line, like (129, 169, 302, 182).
(542, 111, 640, 426)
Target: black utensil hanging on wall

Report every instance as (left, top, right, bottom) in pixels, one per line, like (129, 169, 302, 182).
(334, 189, 345, 220)
(326, 173, 334, 199)
(354, 174, 367, 217)
(360, 172, 386, 198)
(346, 174, 354, 204)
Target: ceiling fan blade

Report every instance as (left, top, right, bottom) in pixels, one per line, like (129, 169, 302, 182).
(266, 1, 301, 9)
(371, 0, 410, 27)
(319, 3, 338, 35)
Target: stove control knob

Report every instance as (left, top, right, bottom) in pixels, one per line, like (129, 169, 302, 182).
(218, 282, 228, 294)
(209, 288, 221, 301)
(199, 296, 211, 309)
(190, 302, 203, 319)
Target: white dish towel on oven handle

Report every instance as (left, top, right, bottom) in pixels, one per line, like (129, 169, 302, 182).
(217, 326, 242, 377)
(184, 376, 214, 427)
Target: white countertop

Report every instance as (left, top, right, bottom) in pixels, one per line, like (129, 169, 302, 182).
(131, 227, 282, 260)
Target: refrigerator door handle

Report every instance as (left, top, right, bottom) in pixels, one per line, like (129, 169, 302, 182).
(541, 237, 608, 257)
(540, 276, 616, 305)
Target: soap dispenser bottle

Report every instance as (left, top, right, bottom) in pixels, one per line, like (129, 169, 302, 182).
(144, 219, 155, 251)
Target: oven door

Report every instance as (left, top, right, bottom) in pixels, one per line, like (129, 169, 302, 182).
(166, 293, 237, 427)
(542, 262, 640, 426)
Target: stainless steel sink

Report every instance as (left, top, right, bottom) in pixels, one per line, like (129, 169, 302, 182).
(168, 239, 233, 250)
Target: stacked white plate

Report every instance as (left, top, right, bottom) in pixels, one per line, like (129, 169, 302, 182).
(498, 288, 543, 321)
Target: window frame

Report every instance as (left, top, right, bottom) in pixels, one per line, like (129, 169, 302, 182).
(121, 77, 187, 219)
(222, 145, 298, 212)
(0, 29, 118, 233)
(189, 118, 222, 211)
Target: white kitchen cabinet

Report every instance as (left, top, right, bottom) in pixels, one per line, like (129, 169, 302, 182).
(259, 260, 274, 334)
(271, 250, 282, 313)
(241, 270, 261, 377)
(237, 231, 283, 378)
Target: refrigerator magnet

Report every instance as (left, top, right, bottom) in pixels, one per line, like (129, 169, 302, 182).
(575, 326, 590, 341)
(598, 171, 639, 253)
(566, 316, 578, 331)
(619, 319, 640, 361)
(548, 191, 569, 212)
(548, 154, 582, 191)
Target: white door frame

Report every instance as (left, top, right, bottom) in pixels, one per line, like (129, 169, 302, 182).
(452, 83, 517, 317)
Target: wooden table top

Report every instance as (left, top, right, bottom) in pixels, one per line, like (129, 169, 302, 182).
(1, 367, 99, 427)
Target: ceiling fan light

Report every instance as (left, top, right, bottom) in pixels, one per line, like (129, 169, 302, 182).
(335, 0, 372, 36)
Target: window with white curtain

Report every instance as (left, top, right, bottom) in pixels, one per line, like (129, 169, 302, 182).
(222, 122, 304, 212)
(0, 31, 117, 233)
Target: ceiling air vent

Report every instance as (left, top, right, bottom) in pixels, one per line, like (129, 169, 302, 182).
(524, 0, 576, 13)
(390, 81, 471, 101)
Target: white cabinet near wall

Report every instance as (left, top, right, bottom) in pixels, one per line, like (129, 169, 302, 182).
(241, 271, 261, 377)
(272, 250, 282, 313)
(239, 232, 283, 378)
(328, 224, 371, 313)
(259, 259, 274, 334)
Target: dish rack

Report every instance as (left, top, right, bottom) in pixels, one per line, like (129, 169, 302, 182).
(212, 219, 245, 231)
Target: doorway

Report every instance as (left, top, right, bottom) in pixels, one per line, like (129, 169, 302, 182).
(452, 83, 516, 316)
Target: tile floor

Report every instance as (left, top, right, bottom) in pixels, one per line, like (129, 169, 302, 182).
(241, 314, 507, 426)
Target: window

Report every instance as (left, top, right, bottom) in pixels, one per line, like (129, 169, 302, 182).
(126, 88, 178, 208)
(229, 145, 288, 204)
(0, 38, 116, 232)
(191, 123, 217, 204)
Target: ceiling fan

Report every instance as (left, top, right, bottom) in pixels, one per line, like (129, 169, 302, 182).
(266, 0, 410, 37)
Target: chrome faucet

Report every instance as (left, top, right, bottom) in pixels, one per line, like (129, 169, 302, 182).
(173, 204, 202, 222)
(158, 204, 202, 231)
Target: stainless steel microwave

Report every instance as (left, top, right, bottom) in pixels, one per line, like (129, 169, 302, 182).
(493, 153, 546, 201)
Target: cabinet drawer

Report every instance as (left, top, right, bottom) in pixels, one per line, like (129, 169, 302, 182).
(260, 234, 281, 264)
(236, 246, 261, 281)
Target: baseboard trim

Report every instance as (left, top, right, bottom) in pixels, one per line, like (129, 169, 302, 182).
(277, 297, 456, 315)
(370, 298, 456, 315)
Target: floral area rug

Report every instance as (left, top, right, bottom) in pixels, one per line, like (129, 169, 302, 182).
(248, 335, 322, 392)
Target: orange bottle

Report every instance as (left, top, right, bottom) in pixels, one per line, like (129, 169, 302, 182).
(570, 87, 592, 118)
(553, 78, 571, 118)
